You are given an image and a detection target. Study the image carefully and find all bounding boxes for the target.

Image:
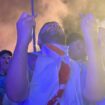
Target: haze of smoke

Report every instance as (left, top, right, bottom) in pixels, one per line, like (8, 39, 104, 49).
(0, 0, 68, 51)
(0, 0, 105, 51)
(62, 0, 105, 37)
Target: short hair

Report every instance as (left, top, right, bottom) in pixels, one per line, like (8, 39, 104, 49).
(0, 50, 12, 57)
(38, 21, 66, 45)
(66, 33, 83, 45)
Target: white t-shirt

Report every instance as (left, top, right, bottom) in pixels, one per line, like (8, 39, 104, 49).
(18, 45, 92, 105)
(18, 45, 69, 105)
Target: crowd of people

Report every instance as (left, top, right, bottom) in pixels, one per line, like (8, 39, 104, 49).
(0, 13, 105, 105)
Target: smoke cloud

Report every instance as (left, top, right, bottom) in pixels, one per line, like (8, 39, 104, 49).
(62, 0, 105, 36)
(0, 0, 105, 52)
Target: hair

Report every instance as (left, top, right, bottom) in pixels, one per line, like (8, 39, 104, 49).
(66, 33, 83, 45)
(38, 21, 66, 45)
(0, 50, 12, 57)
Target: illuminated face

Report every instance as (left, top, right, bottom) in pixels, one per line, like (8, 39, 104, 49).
(68, 40, 86, 60)
(0, 53, 12, 74)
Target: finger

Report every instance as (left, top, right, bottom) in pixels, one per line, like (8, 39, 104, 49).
(19, 12, 35, 24)
(24, 16, 35, 26)
(87, 13, 94, 20)
(19, 12, 30, 20)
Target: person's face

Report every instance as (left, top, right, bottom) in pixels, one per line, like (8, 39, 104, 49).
(68, 40, 86, 60)
(0, 53, 12, 73)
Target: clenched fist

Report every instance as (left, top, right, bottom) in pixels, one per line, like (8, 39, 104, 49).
(16, 12, 35, 46)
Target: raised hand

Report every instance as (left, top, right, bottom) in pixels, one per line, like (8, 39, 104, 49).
(98, 27, 105, 68)
(81, 14, 97, 36)
(16, 12, 35, 46)
(80, 13, 99, 50)
(98, 27, 105, 48)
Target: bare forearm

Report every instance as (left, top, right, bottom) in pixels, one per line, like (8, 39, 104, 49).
(83, 33, 105, 101)
(6, 42, 29, 102)
(6, 12, 35, 102)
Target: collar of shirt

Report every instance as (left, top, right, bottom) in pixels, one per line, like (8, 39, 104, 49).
(41, 44, 68, 58)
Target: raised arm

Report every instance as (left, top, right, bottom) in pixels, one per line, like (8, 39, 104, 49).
(6, 13, 35, 102)
(98, 27, 105, 65)
(81, 14, 105, 101)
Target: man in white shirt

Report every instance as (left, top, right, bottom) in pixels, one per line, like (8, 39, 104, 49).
(6, 13, 70, 105)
